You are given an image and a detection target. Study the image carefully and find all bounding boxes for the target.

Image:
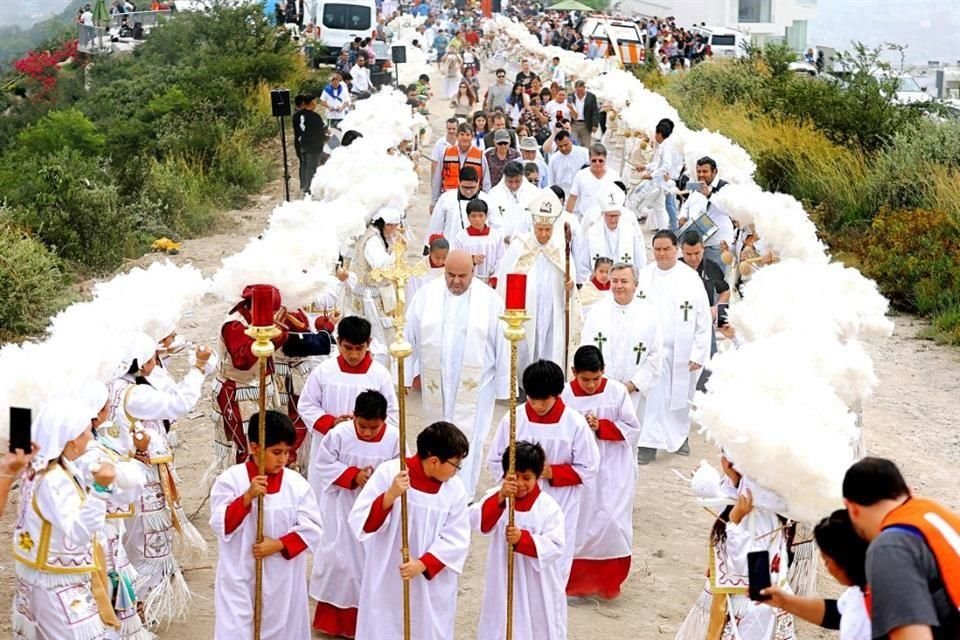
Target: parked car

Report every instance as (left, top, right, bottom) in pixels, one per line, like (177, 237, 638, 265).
(689, 25, 747, 59)
(314, 0, 377, 63)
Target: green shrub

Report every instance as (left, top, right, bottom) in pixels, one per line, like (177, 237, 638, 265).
(135, 156, 215, 237)
(11, 108, 106, 159)
(0, 223, 72, 340)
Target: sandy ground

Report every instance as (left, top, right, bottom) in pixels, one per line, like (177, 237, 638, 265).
(2, 61, 959, 640)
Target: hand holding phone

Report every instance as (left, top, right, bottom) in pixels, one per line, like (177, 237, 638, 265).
(747, 550, 772, 601)
(9, 407, 31, 454)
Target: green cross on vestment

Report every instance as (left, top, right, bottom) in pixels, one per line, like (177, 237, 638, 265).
(594, 332, 607, 355)
(634, 342, 647, 365)
(636, 290, 646, 299)
(681, 300, 693, 321)
(621, 253, 632, 263)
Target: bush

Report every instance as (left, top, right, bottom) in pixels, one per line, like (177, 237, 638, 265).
(0, 223, 72, 340)
(12, 108, 105, 158)
(134, 156, 214, 237)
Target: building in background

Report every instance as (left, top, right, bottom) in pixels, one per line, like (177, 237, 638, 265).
(615, 0, 818, 52)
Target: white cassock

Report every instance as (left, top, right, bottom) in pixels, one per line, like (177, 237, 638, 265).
(470, 486, 567, 640)
(309, 422, 402, 625)
(405, 278, 509, 498)
(406, 256, 445, 304)
(297, 354, 398, 500)
(580, 296, 662, 419)
(635, 262, 711, 451)
(349, 457, 471, 640)
(576, 219, 647, 283)
(209, 463, 323, 640)
(486, 401, 600, 582)
(452, 226, 506, 284)
(560, 379, 641, 596)
(495, 229, 583, 372)
(425, 190, 499, 246)
(487, 178, 539, 241)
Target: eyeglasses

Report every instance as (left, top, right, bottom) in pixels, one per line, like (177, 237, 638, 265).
(444, 459, 462, 471)
(590, 158, 606, 164)
(497, 73, 505, 78)
(496, 141, 509, 145)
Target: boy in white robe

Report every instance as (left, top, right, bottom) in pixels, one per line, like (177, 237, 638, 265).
(298, 315, 399, 502)
(310, 390, 402, 638)
(452, 199, 505, 287)
(486, 359, 600, 583)
(561, 346, 642, 599)
(348, 421, 471, 640)
(209, 411, 323, 640)
(471, 441, 567, 640)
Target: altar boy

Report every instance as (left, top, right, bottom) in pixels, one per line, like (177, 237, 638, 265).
(209, 411, 323, 640)
(348, 421, 471, 640)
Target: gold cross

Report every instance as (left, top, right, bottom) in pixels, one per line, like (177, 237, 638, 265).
(370, 235, 428, 339)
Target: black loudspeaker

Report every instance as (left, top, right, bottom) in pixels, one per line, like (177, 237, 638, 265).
(392, 45, 407, 64)
(270, 88, 292, 117)
(492, 0, 502, 12)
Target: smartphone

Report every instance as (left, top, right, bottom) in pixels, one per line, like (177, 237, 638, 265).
(747, 550, 772, 601)
(685, 181, 703, 193)
(717, 303, 729, 328)
(9, 407, 31, 453)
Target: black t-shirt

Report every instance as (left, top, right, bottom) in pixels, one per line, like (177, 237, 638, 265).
(867, 528, 960, 639)
(297, 109, 327, 154)
(680, 256, 729, 307)
(515, 71, 538, 88)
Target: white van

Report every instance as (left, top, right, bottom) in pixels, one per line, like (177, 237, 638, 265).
(690, 25, 747, 60)
(316, 0, 378, 62)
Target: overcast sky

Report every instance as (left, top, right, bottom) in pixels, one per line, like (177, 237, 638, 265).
(808, 0, 960, 65)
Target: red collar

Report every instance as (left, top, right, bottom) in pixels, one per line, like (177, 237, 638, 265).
(407, 455, 442, 494)
(525, 398, 566, 424)
(569, 377, 607, 397)
(337, 353, 373, 374)
(245, 458, 283, 494)
(515, 483, 541, 512)
(591, 277, 610, 291)
(466, 224, 491, 236)
(355, 421, 386, 443)
(429, 257, 444, 268)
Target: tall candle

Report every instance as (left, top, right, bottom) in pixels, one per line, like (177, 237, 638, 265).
(505, 273, 527, 311)
(250, 284, 274, 327)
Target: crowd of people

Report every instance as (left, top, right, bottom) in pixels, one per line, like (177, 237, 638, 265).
(3, 4, 959, 640)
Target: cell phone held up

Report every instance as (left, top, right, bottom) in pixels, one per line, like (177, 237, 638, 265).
(9, 407, 31, 454)
(747, 550, 772, 601)
(717, 303, 730, 328)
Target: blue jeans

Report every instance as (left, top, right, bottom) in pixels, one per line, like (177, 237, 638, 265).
(665, 192, 678, 230)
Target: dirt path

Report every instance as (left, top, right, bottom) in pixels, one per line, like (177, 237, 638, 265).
(2, 60, 958, 640)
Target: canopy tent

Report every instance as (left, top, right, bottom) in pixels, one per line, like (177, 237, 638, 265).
(547, 0, 594, 11)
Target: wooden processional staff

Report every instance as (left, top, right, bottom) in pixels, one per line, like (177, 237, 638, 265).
(501, 273, 531, 640)
(370, 234, 427, 640)
(245, 284, 282, 640)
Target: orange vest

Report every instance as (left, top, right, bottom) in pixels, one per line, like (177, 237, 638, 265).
(881, 497, 960, 610)
(441, 145, 483, 192)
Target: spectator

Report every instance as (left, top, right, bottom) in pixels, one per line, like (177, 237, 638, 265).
(295, 94, 327, 196)
(350, 53, 372, 99)
(471, 110, 488, 149)
(412, 0, 430, 17)
(431, 118, 459, 194)
(485, 68, 513, 114)
(433, 28, 450, 64)
(320, 71, 351, 129)
(292, 93, 306, 163)
(548, 55, 566, 87)
(520, 95, 551, 146)
(566, 142, 615, 220)
(482, 112, 517, 149)
(505, 82, 529, 128)
(441, 49, 462, 99)
(515, 59, 538, 91)
(570, 80, 600, 146)
(484, 129, 521, 186)
(462, 65, 481, 97)
(678, 156, 734, 270)
(345, 37, 362, 66)
(451, 80, 477, 118)
(843, 457, 959, 639)
(543, 86, 576, 131)
(335, 49, 351, 78)
(518, 136, 548, 187)
(523, 161, 541, 188)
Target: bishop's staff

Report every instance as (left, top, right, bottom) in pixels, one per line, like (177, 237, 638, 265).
(563, 221, 572, 370)
(370, 232, 427, 640)
(245, 284, 282, 640)
(500, 273, 531, 640)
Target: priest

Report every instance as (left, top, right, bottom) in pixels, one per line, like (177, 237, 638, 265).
(576, 186, 646, 283)
(635, 231, 711, 463)
(487, 160, 539, 243)
(405, 250, 509, 498)
(495, 188, 582, 373)
(580, 262, 662, 423)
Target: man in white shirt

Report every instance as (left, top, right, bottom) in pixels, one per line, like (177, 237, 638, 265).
(548, 130, 590, 195)
(349, 53, 373, 99)
(678, 156, 734, 272)
(431, 118, 459, 197)
(543, 87, 576, 132)
(637, 119, 683, 230)
(549, 56, 567, 88)
(319, 71, 351, 129)
(566, 143, 616, 221)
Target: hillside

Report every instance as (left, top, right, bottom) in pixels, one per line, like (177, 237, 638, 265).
(0, 0, 82, 68)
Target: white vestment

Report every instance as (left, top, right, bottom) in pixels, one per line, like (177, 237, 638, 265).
(576, 220, 647, 282)
(209, 464, 323, 640)
(487, 178, 540, 241)
(309, 422, 401, 612)
(560, 379, 641, 561)
(297, 354, 398, 499)
(406, 256, 445, 305)
(580, 296, 663, 419)
(349, 458, 471, 640)
(635, 262, 711, 451)
(486, 401, 600, 582)
(405, 278, 509, 498)
(425, 190, 498, 246)
(470, 487, 567, 640)
(495, 230, 583, 372)
(452, 226, 506, 283)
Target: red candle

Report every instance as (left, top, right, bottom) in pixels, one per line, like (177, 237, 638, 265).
(505, 273, 527, 311)
(250, 284, 275, 327)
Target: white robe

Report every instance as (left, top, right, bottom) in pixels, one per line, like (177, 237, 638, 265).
(309, 422, 402, 611)
(452, 226, 505, 283)
(635, 262, 711, 451)
(405, 278, 509, 498)
(485, 402, 600, 582)
(425, 190, 498, 246)
(349, 458, 471, 640)
(495, 230, 583, 372)
(487, 179, 540, 241)
(580, 296, 663, 420)
(576, 220, 646, 283)
(470, 487, 567, 640)
(297, 355, 398, 501)
(560, 379, 641, 561)
(209, 464, 323, 640)
(406, 257, 445, 305)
